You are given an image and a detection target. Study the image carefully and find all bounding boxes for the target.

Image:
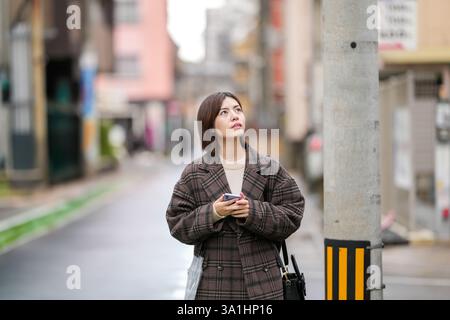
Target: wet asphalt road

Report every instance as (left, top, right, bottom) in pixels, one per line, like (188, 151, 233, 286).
(0, 160, 191, 299)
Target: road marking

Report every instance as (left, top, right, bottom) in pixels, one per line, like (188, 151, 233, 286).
(384, 276, 450, 287)
(304, 271, 450, 288)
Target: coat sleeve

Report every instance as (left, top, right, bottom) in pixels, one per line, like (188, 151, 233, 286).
(236, 165, 305, 241)
(166, 165, 224, 245)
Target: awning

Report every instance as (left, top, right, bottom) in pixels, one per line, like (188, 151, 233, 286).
(380, 47, 450, 65)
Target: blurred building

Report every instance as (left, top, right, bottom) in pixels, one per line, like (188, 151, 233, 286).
(379, 0, 450, 240)
(96, 0, 176, 154)
(204, 0, 259, 113)
(281, 0, 450, 239)
(0, 1, 10, 179)
(282, 0, 319, 180)
(231, 28, 259, 128)
(46, 0, 115, 180)
(0, 0, 114, 188)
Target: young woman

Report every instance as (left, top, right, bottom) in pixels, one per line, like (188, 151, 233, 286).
(166, 92, 305, 300)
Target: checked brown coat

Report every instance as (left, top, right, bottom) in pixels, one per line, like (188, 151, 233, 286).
(166, 145, 305, 300)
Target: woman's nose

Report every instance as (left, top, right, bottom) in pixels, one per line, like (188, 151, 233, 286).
(230, 111, 239, 120)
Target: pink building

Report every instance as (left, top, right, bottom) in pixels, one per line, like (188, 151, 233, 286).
(96, 0, 175, 151)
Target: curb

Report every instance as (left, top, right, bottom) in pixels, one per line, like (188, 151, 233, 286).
(386, 221, 450, 246)
(0, 180, 125, 255)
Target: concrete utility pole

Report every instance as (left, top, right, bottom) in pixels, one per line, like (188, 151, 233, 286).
(323, 0, 383, 300)
(32, 0, 47, 184)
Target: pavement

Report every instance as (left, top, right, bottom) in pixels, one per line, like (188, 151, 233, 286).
(0, 154, 449, 299)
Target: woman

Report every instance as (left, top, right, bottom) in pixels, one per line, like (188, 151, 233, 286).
(166, 92, 305, 300)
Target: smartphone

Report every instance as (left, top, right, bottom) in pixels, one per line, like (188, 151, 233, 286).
(223, 193, 241, 201)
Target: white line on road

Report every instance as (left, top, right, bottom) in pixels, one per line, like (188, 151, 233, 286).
(302, 271, 450, 288)
(384, 275, 450, 287)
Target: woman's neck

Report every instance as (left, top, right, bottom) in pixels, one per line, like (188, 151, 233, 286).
(219, 138, 245, 162)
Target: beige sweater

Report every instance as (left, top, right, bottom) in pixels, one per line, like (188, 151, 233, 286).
(212, 155, 246, 222)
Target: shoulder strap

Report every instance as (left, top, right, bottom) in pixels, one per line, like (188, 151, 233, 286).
(282, 240, 289, 266)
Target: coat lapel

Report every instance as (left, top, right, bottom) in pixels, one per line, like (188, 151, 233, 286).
(200, 163, 231, 202)
(242, 163, 267, 201)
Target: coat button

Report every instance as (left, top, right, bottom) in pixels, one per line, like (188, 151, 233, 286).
(217, 265, 223, 271)
(263, 267, 269, 272)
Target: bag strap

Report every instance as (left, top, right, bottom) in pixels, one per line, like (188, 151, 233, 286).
(281, 240, 289, 267)
(274, 240, 290, 274)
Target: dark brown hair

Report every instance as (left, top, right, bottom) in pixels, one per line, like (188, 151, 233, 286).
(196, 92, 243, 151)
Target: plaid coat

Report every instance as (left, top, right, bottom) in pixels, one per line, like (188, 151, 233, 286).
(166, 145, 305, 300)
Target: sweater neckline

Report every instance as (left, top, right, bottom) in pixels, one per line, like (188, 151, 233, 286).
(220, 154, 246, 170)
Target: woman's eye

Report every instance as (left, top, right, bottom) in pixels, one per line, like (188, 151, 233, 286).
(236, 107, 242, 112)
(220, 110, 228, 116)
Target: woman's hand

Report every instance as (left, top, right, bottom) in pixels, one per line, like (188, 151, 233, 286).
(231, 192, 250, 218)
(213, 192, 250, 218)
(213, 195, 241, 217)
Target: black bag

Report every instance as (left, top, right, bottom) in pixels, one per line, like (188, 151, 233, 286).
(276, 240, 306, 300)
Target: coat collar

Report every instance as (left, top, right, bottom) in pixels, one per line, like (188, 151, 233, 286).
(196, 143, 272, 201)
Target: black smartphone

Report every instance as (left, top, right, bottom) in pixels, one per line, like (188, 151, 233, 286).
(223, 193, 241, 201)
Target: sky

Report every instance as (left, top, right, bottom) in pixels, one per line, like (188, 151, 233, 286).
(167, 0, 225, 63)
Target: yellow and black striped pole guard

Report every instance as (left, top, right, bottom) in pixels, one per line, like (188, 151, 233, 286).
(324, 239, 371, 300)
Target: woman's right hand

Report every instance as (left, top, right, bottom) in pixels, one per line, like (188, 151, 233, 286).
(213, 194, 240, 217)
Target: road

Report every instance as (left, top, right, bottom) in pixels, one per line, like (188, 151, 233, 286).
(0, 157, 191, 299)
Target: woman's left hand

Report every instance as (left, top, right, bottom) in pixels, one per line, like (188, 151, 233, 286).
(231, 192, 250, 218)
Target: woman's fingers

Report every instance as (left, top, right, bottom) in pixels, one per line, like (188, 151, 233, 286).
(232, 204, 249, 213)
(232, 211, 248, 217)
(223, 199, 238, 206)
(233, 203, 249, 210)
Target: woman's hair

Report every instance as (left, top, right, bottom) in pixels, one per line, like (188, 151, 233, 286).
(196, 91, 243, 151)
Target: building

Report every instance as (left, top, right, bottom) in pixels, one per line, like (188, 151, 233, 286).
(282, 0, 317, 175)
(96, 0, 175, 154)
(282, 0, 450, 239)
(1, 0, 114, 187)
(379, 0, 450, 240)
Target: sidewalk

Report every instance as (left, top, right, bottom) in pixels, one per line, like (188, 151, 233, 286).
(0, 173, 118, 254)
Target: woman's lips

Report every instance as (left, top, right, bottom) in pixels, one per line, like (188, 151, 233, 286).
(231, 123, 242, 129)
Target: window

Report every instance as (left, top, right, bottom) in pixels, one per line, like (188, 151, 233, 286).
(415, 79, 439, 100)
(114, 0, 139, 24)
(115, 55, 140, 77)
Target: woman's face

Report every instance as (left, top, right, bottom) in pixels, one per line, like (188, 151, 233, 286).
(214, 97, 246, 139)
